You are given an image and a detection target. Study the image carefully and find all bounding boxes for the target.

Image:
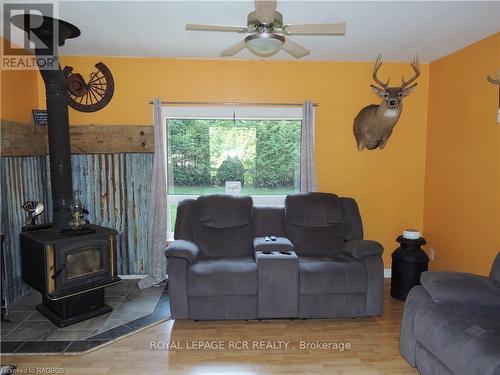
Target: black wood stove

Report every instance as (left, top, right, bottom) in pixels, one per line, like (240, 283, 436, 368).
(21, 225, 120, 327)
(12, 15, 121, 327)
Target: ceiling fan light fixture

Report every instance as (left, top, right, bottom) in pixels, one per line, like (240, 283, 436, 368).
(244, 33, 284, 57)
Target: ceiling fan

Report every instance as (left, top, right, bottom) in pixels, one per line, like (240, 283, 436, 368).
(186, 0, 346, 59)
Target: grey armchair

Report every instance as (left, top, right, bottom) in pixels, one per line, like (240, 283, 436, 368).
(400, 252, 500, 375)
(166, 193, 384, 320)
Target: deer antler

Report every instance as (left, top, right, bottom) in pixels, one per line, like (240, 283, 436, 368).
(487, 68, 500, 85)
(401, 55, 420, 88)
(372, 54, 389, 89)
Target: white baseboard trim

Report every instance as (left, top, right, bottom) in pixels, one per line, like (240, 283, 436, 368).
(118, 274, 148, 279)
(384, 269, 392, 278)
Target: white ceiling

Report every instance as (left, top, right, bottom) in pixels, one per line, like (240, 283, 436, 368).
(4, 1, 500, 62)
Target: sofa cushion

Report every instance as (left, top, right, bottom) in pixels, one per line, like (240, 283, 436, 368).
(174, 199, 196, 241)
(193, 195, 254, 258)
(299, 256, 367, 295)
(341, 197, 363, 241)
(415, 304, 500, 375)
(253, 206, 286, 237)
(187, 258, 258, 297)
(285, 193, 345, 256)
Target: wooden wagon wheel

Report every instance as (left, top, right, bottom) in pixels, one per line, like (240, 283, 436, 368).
(63, 62, 115, 112)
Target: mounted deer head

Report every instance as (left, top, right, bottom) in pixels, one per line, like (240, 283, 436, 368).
(353, 54, 420, 150)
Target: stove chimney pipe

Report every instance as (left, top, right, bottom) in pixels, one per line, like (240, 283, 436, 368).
(11, 15, 80, 229)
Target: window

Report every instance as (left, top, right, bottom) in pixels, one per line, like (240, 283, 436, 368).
(164, 106, 303, 238)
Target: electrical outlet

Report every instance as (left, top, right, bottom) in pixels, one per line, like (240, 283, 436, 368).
(429, 248, 435, 261)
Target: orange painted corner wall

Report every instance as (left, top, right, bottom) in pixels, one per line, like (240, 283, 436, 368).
(37, 56, 429, 268)
(423, 32, 500, 275)
(0, 38, 40, 123)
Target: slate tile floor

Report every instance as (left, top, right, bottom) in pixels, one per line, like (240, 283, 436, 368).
(0, 279, 170, 354)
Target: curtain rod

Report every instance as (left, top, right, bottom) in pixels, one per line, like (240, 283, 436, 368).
(148, 100, 318, 107)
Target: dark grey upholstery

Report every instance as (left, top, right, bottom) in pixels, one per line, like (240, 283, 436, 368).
(165, 240, 199, 264)
(299, 294, 366, 318)
(194, 194, 254, 258)
(286, 192, 384, 318)
(253, 237, 294, 252)
(415, 304, 500, 375)
(421, 271, 500, 309)
(341, 197, 364, 240)
(174, 199, 196, 241)
(400, 286, 433, 366)
(257, 251, 298, 318)
(490, 253, 500, 282)
(166, 195, 258, 320)
(166, 258, 190, 319)
(253, 206, 286, 236)
(187, 258, 257, 296)
(285, 193, 345, 256)
(400, 252, 500, 375)
(189, 296, 258, 320)
(298, 256, 367, 294)
(342, 240, 383, 259)
(166, 193, 384, 320)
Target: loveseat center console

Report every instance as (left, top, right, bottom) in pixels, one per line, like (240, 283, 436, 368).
(256, 250, 299, 319)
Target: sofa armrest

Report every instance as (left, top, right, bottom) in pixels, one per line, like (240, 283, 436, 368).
(253, 236, 294, 252)
(342, 240, 383, 260)
(165, 240, 199, 264)
(420, 271, 500, 309)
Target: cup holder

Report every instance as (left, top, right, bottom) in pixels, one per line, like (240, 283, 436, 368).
(280, 251, 292, 255)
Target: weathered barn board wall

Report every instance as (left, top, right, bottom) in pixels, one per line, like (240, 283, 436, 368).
(0, 153, 153, 304)
(1, 120, 154, 156)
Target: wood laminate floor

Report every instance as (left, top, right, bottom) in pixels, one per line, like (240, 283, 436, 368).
(1, 282, 418, 374)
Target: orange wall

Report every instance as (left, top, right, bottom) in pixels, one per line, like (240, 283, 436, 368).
(0, 50, 40, 123)
(35, 56, 429, 268)
(3, 33, 499, 273)
(423, 33, 500, 275)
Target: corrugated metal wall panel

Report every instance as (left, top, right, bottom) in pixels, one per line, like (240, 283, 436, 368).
(125, 153, 153, 274)
(1, 156, 50, 304)
(1, 153, 154, 304)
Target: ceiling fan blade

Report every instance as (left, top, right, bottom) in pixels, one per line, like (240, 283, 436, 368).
(186, 24, 249, 33)
(254, 0, 277, 24)
(283, 22, 346, 36)
(282, 37, 310, 59)
(220, 40, 246, 57)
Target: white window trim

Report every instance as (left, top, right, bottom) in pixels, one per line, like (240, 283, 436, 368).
(162, 105, 303, 120)
(164, 105, 302, 240)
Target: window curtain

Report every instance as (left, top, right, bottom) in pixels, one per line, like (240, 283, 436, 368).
(300, 101, 317, 192)
(138, 98, 168, 289)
